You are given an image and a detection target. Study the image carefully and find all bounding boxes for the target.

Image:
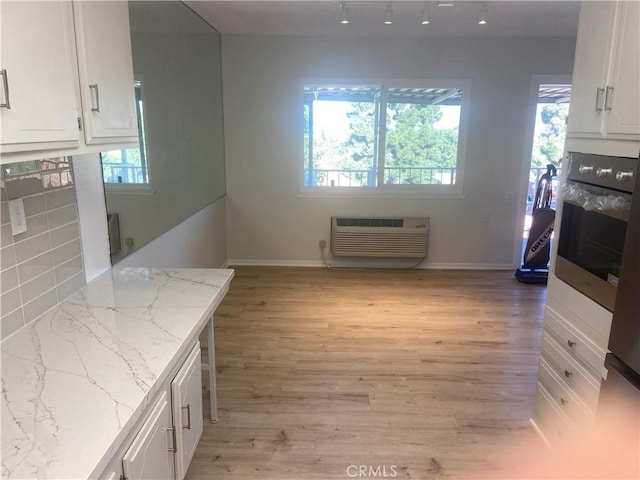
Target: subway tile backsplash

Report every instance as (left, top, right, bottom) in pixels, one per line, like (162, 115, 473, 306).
(1, 158, 86, 340)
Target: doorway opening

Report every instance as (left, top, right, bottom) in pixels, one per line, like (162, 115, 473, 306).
(520, 82, 571, 265)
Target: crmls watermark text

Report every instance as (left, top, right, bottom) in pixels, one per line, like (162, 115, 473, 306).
(346, 465, 398, 478)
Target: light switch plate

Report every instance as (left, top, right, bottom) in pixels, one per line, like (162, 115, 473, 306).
(8, 198, 27, 236)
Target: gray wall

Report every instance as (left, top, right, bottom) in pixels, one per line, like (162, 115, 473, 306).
(222, 35, 576, 267)
(105, 30, 225, 258)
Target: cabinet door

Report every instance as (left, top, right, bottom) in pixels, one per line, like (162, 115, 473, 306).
(72, 0, 138, 144)
(566, 1, 617, 137)
(123, 391, 176, 480)
(0, 1, 80, 153)
(171, 343, 204, 480)
(605, 0, 640, 137)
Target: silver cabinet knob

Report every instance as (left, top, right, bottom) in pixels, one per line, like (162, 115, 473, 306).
(596, 167, 612, 177)
(578, 165, 594, 174)
(616, 171, 634, 182)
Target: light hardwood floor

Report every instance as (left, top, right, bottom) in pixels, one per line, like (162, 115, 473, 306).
(188, 267, 548, 480)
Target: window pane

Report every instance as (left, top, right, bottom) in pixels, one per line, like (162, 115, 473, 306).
(304, 85, 380, 187)
(101, 80, 149, 185)
(101, 148, 147, 184)
(384, 88, 461, 186)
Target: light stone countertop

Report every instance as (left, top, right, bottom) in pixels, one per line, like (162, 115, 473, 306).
(1, 267, 234, 480)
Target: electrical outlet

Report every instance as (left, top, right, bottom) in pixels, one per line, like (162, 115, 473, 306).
(505, 192, 514, 203)
(8, 198, 27, 236)
(319, 239, 327, 250)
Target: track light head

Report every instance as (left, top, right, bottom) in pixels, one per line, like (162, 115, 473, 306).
(478, 2, 488, 25)
(421, 2, 431, 25)
(340, 2, 350, 25)
(384, 3, 393, 25)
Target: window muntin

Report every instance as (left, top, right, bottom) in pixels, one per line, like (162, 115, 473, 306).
(302, 81, 467, 192)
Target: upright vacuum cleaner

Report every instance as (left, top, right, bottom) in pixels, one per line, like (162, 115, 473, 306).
(515, 164, 557, 284)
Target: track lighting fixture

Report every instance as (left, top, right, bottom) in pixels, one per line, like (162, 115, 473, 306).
(478, 2, 488, 25)
(421, 2, 431, 25)
(340, 2, 349, 25)
(335, 1, 489, 28)
(384, 3, 393, 25)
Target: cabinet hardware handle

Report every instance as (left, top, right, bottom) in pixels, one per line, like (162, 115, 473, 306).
(604, 86, 614, 111)
(166, 426, 177, 452)
(182, 404, 191, 430)
(595, 87, 605, 112)
(560, 397, 568, 406)
(0, 69, 10, 109)
(564, 370, 573, 378)
(89, 84, 100, 112)
(567, 340, 576, 348)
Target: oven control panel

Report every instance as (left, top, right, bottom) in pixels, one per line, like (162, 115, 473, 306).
(568, 152, 637, 194)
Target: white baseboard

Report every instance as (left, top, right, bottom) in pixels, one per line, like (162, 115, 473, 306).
(227, 259, 516, 271)
(227, 259, 324, 268)
(426, 262, 515, 270)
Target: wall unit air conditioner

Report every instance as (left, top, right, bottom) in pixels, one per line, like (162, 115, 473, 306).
(330, 216, 429, 258)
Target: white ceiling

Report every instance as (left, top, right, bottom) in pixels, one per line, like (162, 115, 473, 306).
(184, 1, 580, 38)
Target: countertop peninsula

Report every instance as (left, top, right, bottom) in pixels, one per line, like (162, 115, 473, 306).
(1, 267, 234, 479)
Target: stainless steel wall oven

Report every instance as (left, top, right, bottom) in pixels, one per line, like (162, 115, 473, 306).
(555, 152, 636, 312)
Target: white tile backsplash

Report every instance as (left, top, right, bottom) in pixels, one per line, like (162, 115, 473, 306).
(1, 158, 85, 340)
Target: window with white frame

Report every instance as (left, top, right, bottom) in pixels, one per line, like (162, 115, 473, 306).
(302, 80, 469, 192)
(101, 80, 150, 185)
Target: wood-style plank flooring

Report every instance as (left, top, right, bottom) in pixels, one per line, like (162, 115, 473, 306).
(188, 267, 548, 480)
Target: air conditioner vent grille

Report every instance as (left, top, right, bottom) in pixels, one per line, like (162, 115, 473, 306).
(336, 217, 404, 228)
(330, 216, 429, 258)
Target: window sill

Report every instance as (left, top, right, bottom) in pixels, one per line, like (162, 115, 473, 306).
(104, 184, 156, 196)
(296, 187, 466, 199)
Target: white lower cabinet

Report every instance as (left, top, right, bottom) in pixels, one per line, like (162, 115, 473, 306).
(101, 342, 204, 480)
(531, 278, 611, 449)
(123, 391, 175, 480)
(171, 343, 205, 480)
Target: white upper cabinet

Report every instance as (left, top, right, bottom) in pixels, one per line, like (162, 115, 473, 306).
(605, 1, 640, 137)
(72, 1, 138, 145)
(567, 1, 640, 141)
(0, 0, 138, 162)
(0, 1, 80, 152)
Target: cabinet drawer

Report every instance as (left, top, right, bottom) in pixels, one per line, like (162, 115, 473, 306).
(540, 332, 601, 411)
(543, 307, 606, 378)
(538, 358, 594, 427)
(533, 382, 575, 447)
